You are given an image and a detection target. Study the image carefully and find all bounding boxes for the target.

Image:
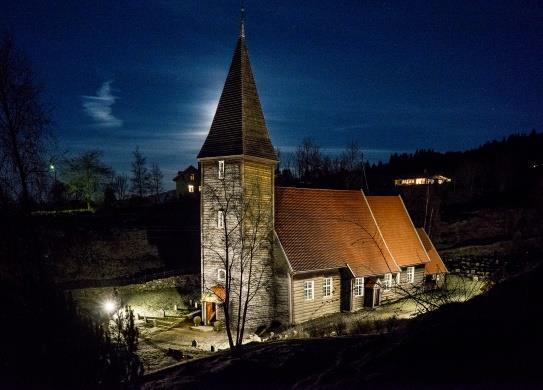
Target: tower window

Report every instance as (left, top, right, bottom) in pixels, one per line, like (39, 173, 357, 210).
(217, 268, 226, 282)
(218, 160, 225, 179)
(190, 173, 195, 181)
(217, 210, 224, 228)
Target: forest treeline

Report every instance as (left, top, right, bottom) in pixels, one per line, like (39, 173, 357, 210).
(276, 131, 543, 210)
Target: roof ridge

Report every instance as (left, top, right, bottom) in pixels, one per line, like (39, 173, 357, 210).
(276, 186, 364, 193)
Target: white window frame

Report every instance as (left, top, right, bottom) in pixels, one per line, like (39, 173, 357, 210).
(218, 160, 225, 179)
(188, 184, 194, 193)
(322, 277, 332, 298)
(217, 210, 224, 228)
(217, 268, 226, 282)
(396, 272, 401, 285)
(383, 273, 392, 290)
(303, 280, 314, 301)
(407, 266, 415, 283)
(354, 277, 364, 297)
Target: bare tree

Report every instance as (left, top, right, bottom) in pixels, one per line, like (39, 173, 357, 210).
(339, 140, 365, 189)
(112, 173, 129, 201)
(202, 163, 273, 352)
(130, 147, 151, 198)
(295, 137, 323, 183)
(0, 34, 51, 211)
(150, 163, 164, 202)
(64, 150, 111, 210)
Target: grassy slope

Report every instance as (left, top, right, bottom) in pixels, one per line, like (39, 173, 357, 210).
(140, 265, 543, 388)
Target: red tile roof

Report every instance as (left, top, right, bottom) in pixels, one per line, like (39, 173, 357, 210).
(275, 187, 400, 277)
(416, 228, 449, 274)
(366, 196, 430, 267)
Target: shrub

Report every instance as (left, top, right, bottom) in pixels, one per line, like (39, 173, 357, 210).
(213, 320, 221, 331)
(386, 315, 398, 333)
(333, 319, 347, 336)
(193, 316, 201, 326)
(353, 319, 373, 335)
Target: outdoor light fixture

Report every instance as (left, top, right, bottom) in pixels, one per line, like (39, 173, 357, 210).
(103, 300, 116, 314)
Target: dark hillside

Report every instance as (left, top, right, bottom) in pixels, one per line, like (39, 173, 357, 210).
(35, 198, 200, 284)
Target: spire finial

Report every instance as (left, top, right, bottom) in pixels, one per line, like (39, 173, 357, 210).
(240, 3, 245, 38)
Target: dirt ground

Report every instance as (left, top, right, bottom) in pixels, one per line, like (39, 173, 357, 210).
(137, 318, 229, 373)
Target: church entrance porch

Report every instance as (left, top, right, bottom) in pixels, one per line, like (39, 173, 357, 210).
(202, 285, 225, 325)
(364, 278, 381, 308)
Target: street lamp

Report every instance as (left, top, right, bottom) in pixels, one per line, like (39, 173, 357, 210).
(103, 299, 117, 314)
(49, 161, 57, 182)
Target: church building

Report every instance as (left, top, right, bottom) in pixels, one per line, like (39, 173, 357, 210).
(197, 19, 447, 329)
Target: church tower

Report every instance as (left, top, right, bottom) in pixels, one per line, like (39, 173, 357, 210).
(198, 14, 277, 330)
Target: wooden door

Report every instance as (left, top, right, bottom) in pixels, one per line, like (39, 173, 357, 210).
(206, 302, 216, 324)
(364, 288, 374, 308)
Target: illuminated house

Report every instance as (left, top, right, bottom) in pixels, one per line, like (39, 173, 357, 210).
(197, 20, 447, 328)
(395, 174, 452, 186)
(173, 165, 199, 197)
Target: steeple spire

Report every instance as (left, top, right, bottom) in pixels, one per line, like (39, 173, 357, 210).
(240, 4, 245, 38)
(197, 9, 276, 162)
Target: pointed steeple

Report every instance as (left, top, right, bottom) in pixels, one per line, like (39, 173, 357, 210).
(197, 14, 276, 161)
(240, 6, 245, 38)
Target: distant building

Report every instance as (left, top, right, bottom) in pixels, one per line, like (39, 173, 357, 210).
(395, 174, 452, 186)
(173, 165, 200, 197)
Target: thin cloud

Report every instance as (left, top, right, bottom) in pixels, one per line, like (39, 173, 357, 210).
(82, 80, 123, 127)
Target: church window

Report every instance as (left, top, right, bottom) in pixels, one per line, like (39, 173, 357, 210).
(383, 273, 392, 290)
(407, 267, 415, 283)
(354, 277, 364, 297)
(217, 210, 224, 228)
(217, 269, 226, 282)
(218, 160, 225, 179)
(323, 277, 332, 298)
(303, 280, 314, 300)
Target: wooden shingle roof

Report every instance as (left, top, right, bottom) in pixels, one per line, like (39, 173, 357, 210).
(275, 187, 400, 277)
(197, 35, 276, 161)
(366, 196, 430, 267)
(416, 228, 449, 275)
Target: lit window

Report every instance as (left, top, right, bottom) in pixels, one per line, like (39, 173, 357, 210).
(198, 186, 202, 192)
(217, 269, 226, 282)
(217, 210, 224, 228)
(354, 277, 364, 297)
(188, 185, 194, 193)
(323, 277, 332, 298)
(303, 280, 314, 300)
(407, 266, 415, 283)
(190, 173, 195, 181)
(383, 273, 392, 290)
(218, 160, 225, 179)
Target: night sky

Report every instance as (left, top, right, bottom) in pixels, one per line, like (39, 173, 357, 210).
(4, 1, 543, 188)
